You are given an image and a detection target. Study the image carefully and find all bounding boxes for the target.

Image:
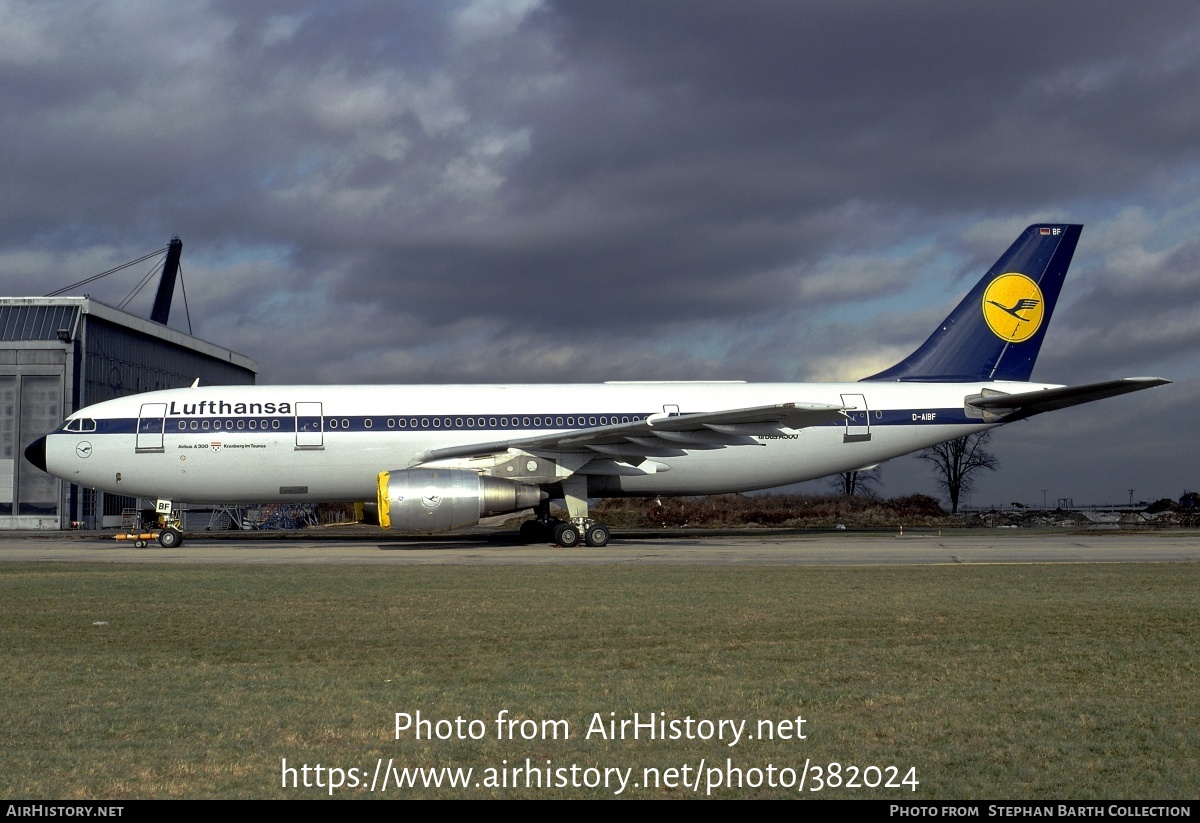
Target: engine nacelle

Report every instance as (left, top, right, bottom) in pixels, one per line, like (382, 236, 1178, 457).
(376, 468, 545, 532)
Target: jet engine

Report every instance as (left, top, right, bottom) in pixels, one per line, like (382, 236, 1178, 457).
(376, 468, 545, 532)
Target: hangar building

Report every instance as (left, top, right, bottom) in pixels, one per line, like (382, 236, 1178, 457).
(0, 296, 257, 528)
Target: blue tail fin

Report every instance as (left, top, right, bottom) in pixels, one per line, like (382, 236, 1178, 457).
(864, 223, 1082, 383)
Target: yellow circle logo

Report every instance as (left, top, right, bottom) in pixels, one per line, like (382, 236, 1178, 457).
(982, 273, 1044, 343)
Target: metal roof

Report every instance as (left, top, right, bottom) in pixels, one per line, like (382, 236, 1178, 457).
(0, 297, 257, 372)
(0, 303, 80, 341)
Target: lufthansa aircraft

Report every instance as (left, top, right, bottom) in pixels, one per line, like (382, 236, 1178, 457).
(25, 224, 1168, 548)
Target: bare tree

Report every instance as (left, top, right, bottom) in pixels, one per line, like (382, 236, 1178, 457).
(828, 468, 882, 497)
(917, 432, 999, 514)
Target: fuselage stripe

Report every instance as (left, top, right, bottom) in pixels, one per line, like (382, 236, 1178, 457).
(63, 407, 976, 436)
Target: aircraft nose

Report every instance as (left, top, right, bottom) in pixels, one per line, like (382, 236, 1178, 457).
(24, 436, 47, 472)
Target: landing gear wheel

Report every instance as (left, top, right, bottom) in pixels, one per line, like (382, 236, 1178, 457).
(134, 540, 146, 548)
(584, 523, 611, 548)
(553, 522, 580, 548)
(158, 528, 183, 549)
(519, 519, 546, 544)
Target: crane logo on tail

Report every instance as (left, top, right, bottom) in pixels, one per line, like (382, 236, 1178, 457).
(982, 273, 1044, 343)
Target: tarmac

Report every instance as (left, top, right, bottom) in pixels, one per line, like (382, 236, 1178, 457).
(0, 526, 1197, 566)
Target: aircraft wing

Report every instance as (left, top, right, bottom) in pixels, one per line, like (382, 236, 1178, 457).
(408, 402, 846, 468)
(966, 377, 1170, 421)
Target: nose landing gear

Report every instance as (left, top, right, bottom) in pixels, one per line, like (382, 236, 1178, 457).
(157, 525, 183, 548)
(118, 501, 185, 548)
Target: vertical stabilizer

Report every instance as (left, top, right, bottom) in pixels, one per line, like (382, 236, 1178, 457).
(864, 224, 1081, 382)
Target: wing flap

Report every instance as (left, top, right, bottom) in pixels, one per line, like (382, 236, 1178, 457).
(409, 401, 844, 467)
(647, 402, 845, 431)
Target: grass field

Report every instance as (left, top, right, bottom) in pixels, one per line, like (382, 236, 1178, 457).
(1, 562, 1196, 799)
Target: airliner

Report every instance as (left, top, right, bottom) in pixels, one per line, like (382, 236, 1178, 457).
(25, 224, 1168, 548)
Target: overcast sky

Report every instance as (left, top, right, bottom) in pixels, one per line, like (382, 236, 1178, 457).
(3, 0, 1197, 506)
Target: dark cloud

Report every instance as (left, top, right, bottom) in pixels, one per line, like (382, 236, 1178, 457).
(542, 1, 1200, 206)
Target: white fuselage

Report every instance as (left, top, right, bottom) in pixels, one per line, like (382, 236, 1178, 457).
(41, 380, 1049, 504)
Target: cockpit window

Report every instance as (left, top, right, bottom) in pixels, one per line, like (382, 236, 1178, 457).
(63, 418, 97, 433)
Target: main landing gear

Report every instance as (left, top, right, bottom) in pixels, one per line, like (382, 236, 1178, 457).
(552, 519, 611, 549)
(519, 496, 611, 548)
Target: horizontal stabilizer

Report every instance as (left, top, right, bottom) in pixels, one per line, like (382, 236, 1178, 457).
(966, 377, 1170, 420)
